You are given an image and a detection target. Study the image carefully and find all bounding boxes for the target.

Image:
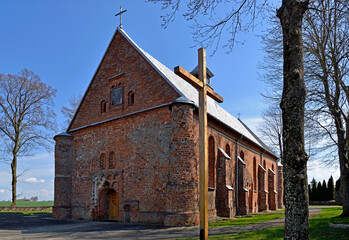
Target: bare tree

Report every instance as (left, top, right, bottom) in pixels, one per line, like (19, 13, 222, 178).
(61, 94, 81, 130)
(0, 69, 56, 207)
(258, 105, 284, 162)
(303, 0, 349, 216)
(261, 0, 349, 217)
(149, 0, 311, 238)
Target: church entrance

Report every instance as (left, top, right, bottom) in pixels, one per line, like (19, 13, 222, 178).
(109, 191, 118, 220)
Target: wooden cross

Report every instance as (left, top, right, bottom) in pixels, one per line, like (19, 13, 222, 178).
(115, 6, 127, 29)
(174, 48, 223, 240)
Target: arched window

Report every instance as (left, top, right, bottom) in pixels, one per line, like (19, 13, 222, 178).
(128, 91, 135, 106)
(101, 100, 107, 113)
(111, 86, 123, 106)
(109, 152, 115, 169)
(253, 157, 257, 189)
(208, 136, 215, 188)
(100, 153, 105, 169)
(240, 150, 244, 160)
(225, 144, 231, 157)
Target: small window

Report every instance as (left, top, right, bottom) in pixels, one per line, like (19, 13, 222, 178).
(208, 136, 215, 188)
(109, 152, 115, 169)
(100, 153, 105, 170)
(111, 87, 123, 106)
(128, 91, 135, 106)
(253, 157, 257, 189)
(225, 144, 230, 157)
(101, 100, 107, 113)
(263, 160, 266, 169)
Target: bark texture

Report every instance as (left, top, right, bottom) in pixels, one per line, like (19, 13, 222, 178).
(277, 0, 309, 239)
(11, 154, 17, 207)
(337, 116, 349, 216)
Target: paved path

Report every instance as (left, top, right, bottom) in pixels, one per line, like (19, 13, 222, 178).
(0, 206, 331, 239)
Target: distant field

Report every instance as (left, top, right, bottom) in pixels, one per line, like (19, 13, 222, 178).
(0, 200, 53, 207)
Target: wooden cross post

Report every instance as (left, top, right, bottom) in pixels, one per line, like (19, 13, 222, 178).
(174, 48, 223, 240)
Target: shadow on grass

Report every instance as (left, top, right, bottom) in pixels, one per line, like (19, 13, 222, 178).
(181, 207, 348, 240)
(209, 213, 284, 227)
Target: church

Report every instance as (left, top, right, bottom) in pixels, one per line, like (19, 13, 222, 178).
(53, 25, 283, 226)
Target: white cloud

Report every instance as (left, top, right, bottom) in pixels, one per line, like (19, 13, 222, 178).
(240, 117, 263, 135)
(308, 160, 340, 183)
(24, 177, 45, 183)
(26, 189, 54, 199)
(0, 189, 4, 193)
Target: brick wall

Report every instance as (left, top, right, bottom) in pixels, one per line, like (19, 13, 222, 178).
(53, 27, 282, 225)
(69, 30, 179, 131)
(53, 133, 74, 219)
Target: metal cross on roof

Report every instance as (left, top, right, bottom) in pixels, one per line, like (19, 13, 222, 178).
(115, 6, 127, 29)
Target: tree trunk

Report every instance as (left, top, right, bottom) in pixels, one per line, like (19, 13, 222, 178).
(11, 153, 17, 207)
(334, 112, 349, 217)
(277, 0, 309, 239)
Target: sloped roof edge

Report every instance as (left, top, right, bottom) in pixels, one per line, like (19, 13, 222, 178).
(66, 27, 122, 131)
(65, 26, 276, 156)
(117, 28, 270, 151)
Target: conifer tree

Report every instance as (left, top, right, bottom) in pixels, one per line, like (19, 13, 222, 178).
(328, 176, 335, 201)
(311, 178, 317, 201)
(317, 181, 322, 201)
(322, 180, 327, 201)
(308, 184, 312, 201)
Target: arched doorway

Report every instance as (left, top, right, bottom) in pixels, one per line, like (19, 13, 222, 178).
(97, 185, 119, 221)
(109, 191, 118, 220)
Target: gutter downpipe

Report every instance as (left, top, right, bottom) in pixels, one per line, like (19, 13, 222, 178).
(260, 149, 267, 210)
(235, 134, 243, 216)
(276, 158, 280, 209)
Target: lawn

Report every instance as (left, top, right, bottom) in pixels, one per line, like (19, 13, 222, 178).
(0, 211, 52, 215)
(180, 207, 349, 239)
(0, 200, 54, 207)
(209, 212, 284, 227)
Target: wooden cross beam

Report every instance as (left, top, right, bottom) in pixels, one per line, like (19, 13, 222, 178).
(174, 66, 223, 103)
(175, 48, 223, 240)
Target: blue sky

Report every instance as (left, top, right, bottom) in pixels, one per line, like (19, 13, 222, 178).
(0, 1, 339, 201)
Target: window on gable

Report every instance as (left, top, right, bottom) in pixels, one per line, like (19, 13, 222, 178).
(101, 100, 107, 113)
(128, 91, 135, 106)
(100, 153, 105, 170)
(111, 87, 123, 106)
(109, 152, 115, 169)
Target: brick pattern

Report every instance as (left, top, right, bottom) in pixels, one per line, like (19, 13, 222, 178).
(69, 31, 179, 131)
(53, 28, 283, 226)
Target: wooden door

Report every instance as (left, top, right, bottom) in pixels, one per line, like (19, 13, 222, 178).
(109, 192, 118, 220)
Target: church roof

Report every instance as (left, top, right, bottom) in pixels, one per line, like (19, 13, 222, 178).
(118, 27, 275, 157)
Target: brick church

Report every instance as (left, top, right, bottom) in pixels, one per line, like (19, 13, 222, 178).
(53, 26, 283, 226)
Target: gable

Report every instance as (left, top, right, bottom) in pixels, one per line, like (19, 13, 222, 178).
(67, 27, 277, 160)
(68, 29, 180, 131)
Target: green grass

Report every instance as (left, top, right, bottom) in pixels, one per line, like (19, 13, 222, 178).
(179, 207, 349, 240)
(209, 213, 284, 227)
(0, 200, 53, 207)
(0, 211, 52, 215)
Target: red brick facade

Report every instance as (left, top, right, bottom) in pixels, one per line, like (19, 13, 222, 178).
(53, 27, 283, 226)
